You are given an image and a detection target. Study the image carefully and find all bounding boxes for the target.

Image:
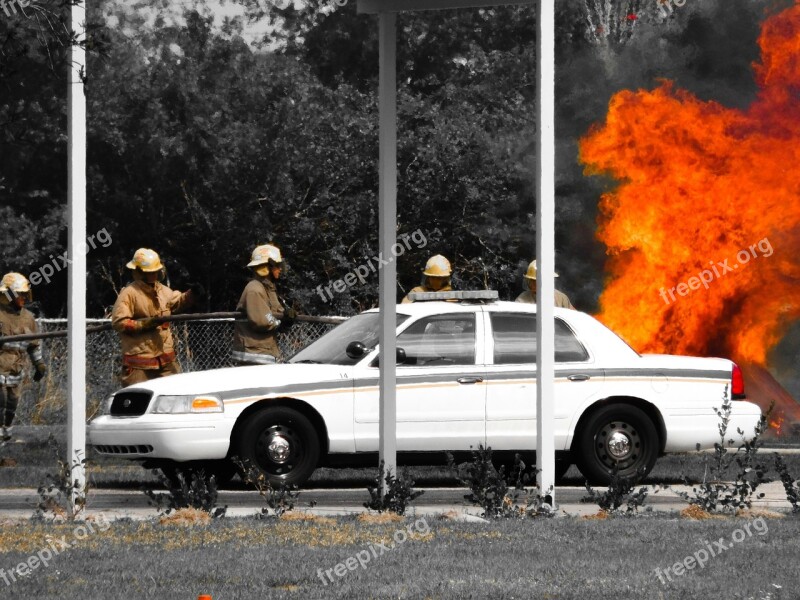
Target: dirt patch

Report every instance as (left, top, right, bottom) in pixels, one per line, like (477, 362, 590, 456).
(357, 512, 405, 524)
(581, 510, 609, 521)
(280, 512, 337, 526)
(159, 508, 211, 526)
(680, 505, 725, 520)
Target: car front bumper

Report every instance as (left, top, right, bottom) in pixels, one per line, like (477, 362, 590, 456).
(88, 415, 232, 462)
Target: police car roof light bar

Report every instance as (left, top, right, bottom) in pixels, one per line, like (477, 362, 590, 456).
(406, 290, 499, 302)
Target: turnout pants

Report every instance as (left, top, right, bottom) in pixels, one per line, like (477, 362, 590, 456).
(1, 385, 21, 428)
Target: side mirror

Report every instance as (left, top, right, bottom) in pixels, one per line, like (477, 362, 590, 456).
(346, 341, 368, 359)
(371, 347, 407, 367)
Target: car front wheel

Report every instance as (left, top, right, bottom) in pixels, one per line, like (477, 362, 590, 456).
(575, 404, 659, 484)
(236, 406, 320, 486)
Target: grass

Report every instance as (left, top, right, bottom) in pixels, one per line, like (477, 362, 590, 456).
(0, 514, 796, 598)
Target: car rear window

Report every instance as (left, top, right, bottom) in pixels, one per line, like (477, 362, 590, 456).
(490, 313, 589, 364)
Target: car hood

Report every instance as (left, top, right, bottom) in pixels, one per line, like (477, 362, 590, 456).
(121, 363, 351, 396)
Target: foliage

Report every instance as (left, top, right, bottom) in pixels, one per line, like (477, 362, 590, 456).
(0, 0, 111, 316)
(33, 434, 89, 521)
(450, 446, 553, 519)
(673, 387, 770, 514)
(363, 460, 423, 516)
(143, 467, 227, 518)
(581, 465, 649, 516)
(1, 0, 788, 318)
(234, 457, 301, 518)
(774, 454, 800, 515)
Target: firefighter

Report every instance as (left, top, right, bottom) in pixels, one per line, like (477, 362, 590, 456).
(0, 273, 46, 442)
(401, 254, 454, 303)
(515, 260, 574, 308)
(231, 244, 296, 365)
(111, 248, 197, 387)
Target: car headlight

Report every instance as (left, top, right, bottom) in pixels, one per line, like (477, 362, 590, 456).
(150, 395, 224, 414)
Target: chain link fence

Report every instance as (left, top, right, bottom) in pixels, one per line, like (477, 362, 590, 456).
(14, 316, 344, 426)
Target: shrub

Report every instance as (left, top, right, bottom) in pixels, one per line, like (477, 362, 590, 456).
(673, 387, 769, 514)
(774, 454, 800, 514)
(34, 434, 89, 521)
(582, 465, 649, 516)
(450, 446, 553, 519)
(364, 460, 424, 516)
(143, 467, 227, 518)
(234, 457, 301, 518)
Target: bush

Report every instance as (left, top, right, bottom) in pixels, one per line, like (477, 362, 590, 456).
(674, 387, 769, 514)
(143, 468, 227, 518)
(364, 460, 424, 516)
(34, 435, 89, 521)
(774, 454, 800, 514)
(582, 465, 649, 516)
(450, 446, 553, 519)
(234, 457, 301, 518)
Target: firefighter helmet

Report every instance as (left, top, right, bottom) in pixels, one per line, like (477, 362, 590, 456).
(247, 244, 283, 268)
(0, 272, 31, 295)
(523, 259, 559, 280)
(126, 248, 164, 272)
(422, 255, 452, 277)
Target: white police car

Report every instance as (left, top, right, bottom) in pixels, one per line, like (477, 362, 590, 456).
(88, 291, 762, 484)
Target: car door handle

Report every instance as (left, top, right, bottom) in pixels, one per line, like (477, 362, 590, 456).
(457, 377, 484, 385)
(568, 374, 590, 382)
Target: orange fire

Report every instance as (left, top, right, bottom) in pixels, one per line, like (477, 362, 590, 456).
(579, 2, 800, 423)
(770, 414, 785, 435)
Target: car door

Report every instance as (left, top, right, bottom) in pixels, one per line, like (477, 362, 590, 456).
(353, 312, 486, 451)
(484, 311, 604, 450)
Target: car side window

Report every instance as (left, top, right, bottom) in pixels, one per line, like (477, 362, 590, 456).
(490, 314, 589, 364)
(395, 314, 476, 366)
(555, 319, 590, 362)
(491, 313, 536, 364)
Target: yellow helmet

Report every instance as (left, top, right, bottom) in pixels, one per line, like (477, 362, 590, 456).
(422, 255, 452, 277)
(0, 272, 31, 295)
(126, 248, 164, 272)
(524, 259, 559, 280)
(247, 244, 283, 268)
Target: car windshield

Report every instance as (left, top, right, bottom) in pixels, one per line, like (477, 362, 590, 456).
(290, 312, 409, 366)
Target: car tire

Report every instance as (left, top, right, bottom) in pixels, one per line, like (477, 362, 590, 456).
(575, 404, 659, 485)
(236, 406, 320, 486)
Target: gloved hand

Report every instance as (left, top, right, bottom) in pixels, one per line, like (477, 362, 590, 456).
(24, 301, 42, 316)
(188, 282, 205, 299)
(283, 306, 297, 321)
(138, 317, 161, 331)
(33, 363, 46, 382)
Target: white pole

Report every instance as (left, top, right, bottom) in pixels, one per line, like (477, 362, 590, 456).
(377, 11, 398, 487)
(67, 0, 87, 515)
(535, 0, 556, 506)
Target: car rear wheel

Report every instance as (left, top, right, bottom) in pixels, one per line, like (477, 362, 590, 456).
(236, 406, 320, 486)
(575, 404, 659, 484)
